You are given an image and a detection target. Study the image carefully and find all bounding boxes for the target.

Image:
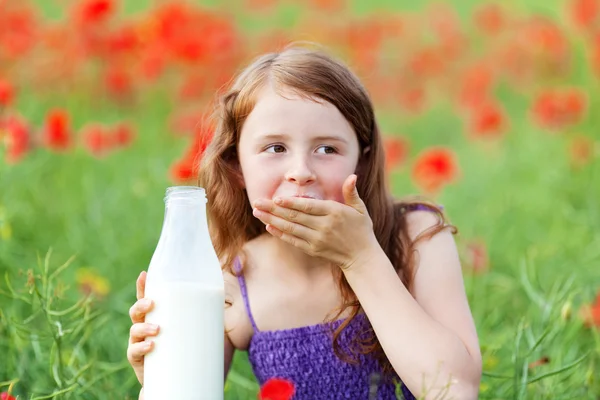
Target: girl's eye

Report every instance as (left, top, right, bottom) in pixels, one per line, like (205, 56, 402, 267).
(316, 145, 337, 154)
(265, 144, 286, 153)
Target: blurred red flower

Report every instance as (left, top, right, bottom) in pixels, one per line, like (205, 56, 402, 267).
(464, 240, 489, 274)
(569, 135, 596, 167)
(111, 122, 136, 148)
(408, 48, 445, 79)
(458, 62, 494, 109)
(531, 88, 587, 130)
(1, 114, 30, 164)
(590, 32, 600, 76)
(523, 17, 570, 75)
(170, 119, 214, 183)
(568, 0, 600, 31)
(73, 0, 115, 26)
(397, 85, 426, 114)
(258, 377, 295, 400)
(0, 3, 38, 59)
(106, 24, 140, 55)
(81, 123, 111, 157)
(473, 3, 507, 35)
(412, 147, 459, 193)
(179, 74, 207, 101)
(43, 109, 72, 151)
(308, 0, 346, 12)
(1, 392, 16, 400)
(104, 66, 134, 99)
(0, 79, 15, 108)
(383, 136, 409, 171)
(580, 290, 600, 328)
(148, 3, 240, 65)
(468, 101, 506, 139)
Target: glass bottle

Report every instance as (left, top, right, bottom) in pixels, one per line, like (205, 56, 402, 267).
(144, 186, 224, 400)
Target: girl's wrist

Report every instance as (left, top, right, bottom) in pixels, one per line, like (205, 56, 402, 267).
(340, 237, 385, 274)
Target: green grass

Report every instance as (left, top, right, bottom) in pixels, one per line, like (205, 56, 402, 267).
(1, 0, 600, 399)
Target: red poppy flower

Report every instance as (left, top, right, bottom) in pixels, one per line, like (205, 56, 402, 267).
(580, 290, 600, 327)
(81, 123, 110, 157)
(43, 109, 72, 151)
(531, 88, 587, 130)
(0, 79, 15, 108)
(569, 135, 596, 167)
(473, 3, 507, 35)
(468, 101, 506, 139)
(458, 62, 494, 109)
(169, 119, 214, 183)
(1, 392, 17, 400)
(107, 24, 140, 55)
(308, 0, 346, 12)
(408, 48, 445, 79)
(590, 32, 600, 76)
(464, 240, 489, 274)
(73, 0, 115, 26)
(2, 114, 30, 164)
(412, 147, 459, 193)
(383, 136, 409, 171)
(524, 17, 569, 65)
(111, 122, 136, 148)
(104, 66, 134, 99)
(0, 4, 38, 59)
(397, 86, 426, 114)
(568, 0, 600, 31)
(179, 74, 207, 101)
(258, 377, 295, 400)
(170, 156, 196, 183)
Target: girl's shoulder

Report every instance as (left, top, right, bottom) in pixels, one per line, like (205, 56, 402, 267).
(401, 203, 449, 242)
(222, 234, 272, 350)
(223, 258, 254, 351)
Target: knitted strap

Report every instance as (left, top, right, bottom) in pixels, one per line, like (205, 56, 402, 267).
(234, 257, 260, 333)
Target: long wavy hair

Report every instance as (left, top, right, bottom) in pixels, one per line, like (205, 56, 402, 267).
(198, 44, 455, 374)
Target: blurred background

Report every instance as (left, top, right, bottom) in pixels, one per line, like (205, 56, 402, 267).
(1, 0, 599, 399)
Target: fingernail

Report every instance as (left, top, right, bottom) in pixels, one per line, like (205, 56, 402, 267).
(274, 197, 283, 205)
(144, 341, 152, 349)
(150, 324, 159, 333)
(141, 298, 152, 307)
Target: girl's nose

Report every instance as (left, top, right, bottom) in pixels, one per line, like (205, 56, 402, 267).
(284, 157, 316, 185)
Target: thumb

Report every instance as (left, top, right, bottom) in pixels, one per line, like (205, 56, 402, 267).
(343, 174, 366, 212)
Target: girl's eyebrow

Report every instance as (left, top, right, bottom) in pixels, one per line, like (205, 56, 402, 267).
(257, 132, 348, 144)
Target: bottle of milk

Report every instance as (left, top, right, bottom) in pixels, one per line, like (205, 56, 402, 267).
(144, 186, 224, 400)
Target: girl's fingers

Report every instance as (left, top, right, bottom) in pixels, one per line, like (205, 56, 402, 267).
(129, 298, 154, 323)
(129, 322, 160, 343)
(127, 340, 154, 365)
(136, 271, 147, 300)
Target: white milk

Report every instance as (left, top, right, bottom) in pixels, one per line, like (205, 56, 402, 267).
(144, 281, 224, 400)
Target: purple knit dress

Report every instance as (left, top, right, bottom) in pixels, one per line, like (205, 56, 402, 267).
(234, 256, 416, 400)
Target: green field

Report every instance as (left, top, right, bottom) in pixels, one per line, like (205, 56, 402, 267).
(1, 0, 599, 399)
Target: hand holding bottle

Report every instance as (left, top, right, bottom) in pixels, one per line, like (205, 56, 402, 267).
(127, 271, 159, 387)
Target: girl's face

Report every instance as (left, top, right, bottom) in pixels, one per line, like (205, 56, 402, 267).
(238, 85, 361, 206)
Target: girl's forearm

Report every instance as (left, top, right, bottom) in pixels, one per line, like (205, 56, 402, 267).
(343, 248, 481, 400)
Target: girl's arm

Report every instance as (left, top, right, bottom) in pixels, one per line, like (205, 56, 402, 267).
(344, 210, 482, 399)
(224, 334, 235, 380)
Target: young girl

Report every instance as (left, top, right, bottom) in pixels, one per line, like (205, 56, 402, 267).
(127, 44, 482, 399)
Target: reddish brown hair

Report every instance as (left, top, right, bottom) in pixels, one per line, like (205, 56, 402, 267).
(198, 43, 454, 374)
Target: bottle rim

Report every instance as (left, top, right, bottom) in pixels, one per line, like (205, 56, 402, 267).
(164, 186, 207, 203)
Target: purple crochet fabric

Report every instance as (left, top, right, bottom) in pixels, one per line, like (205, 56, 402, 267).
(235, 258, 416, 400)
